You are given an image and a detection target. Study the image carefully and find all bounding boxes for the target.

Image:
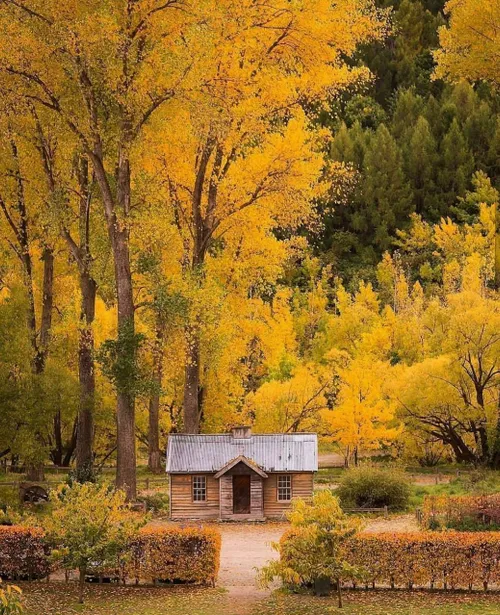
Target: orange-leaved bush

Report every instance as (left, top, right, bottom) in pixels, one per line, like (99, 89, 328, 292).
(0, 524, 221, 587)
(345, 532, 500, 590)
(0, 527, 50, 581)
(277, 529, 500, 590)
(81, 526, 221, 586)
(422, 494, 500, 530)
(128, 527, 221, 586)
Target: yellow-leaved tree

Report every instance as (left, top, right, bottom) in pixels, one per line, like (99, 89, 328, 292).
(323, 357, 399, 466)
(246, 364, 330, 433)
(434, 0, 500, 87)
(136, 0, 387, 433)
(0, 0, 387, 495)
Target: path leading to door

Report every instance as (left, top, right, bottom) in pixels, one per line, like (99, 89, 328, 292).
(217, 523, 286, 612)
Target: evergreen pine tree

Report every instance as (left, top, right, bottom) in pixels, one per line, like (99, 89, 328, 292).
(406, 116, 440, 219)
(362, 124, 414, 251)
(438, 118, 474, 206)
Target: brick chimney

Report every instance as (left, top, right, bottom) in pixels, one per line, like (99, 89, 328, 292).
(231, 426, 252, 439)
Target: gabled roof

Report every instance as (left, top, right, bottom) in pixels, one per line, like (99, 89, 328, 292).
(214, 455, 268, 479)
(166, 433, 318, 473)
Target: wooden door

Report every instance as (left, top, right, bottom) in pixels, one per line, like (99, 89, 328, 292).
(233, 475, 251, 514)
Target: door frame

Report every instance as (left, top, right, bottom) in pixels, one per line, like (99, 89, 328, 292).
(232, 474, 251, 514)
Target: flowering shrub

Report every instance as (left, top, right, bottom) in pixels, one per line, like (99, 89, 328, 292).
(422, 494, 500, 530)
(0, 527, 50, 580)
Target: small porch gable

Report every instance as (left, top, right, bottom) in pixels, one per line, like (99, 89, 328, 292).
(214, 455, 268, 479)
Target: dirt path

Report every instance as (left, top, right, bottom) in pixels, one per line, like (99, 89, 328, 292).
(217, 523, 285, 612)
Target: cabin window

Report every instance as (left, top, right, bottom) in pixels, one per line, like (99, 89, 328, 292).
(192, 475, 207, 502)
(277, 475, 292, 501)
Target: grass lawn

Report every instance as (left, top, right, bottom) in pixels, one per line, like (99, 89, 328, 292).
(19, 584, 500, 615)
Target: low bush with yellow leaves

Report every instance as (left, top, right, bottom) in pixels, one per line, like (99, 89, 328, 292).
(0, 580, 24, 614)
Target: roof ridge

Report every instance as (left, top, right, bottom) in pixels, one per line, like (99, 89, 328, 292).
(168, 432, 317, 436)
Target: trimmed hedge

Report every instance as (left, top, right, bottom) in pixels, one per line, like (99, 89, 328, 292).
(0, 527, 51, 580)
(422, 494, 500, 530)
(281, 530, 500, 590)
(0, 525, 220, 586)
(127, 527, 221, 585)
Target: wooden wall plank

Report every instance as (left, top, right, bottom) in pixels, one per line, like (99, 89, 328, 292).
(170, 474, 219, 520)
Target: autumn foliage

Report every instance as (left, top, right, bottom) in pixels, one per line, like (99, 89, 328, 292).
(346, 532, 500, 590)
(127, 527, 221, 585)
(422, 494, 500, 530)
(72, 526, 221, 586)
(279, 529, 500, 591)
(0, 527, 50, 581)
(0, 525, 220, 586)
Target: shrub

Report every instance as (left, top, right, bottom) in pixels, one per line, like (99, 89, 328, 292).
(345, 532, 500, 590)
(336, 466, 410, 511)
(260, 492, 361, 607)
(128, 527, 221, 586)
(0, 524, 221, 590)
(42, 482, 144, 603)
(0, 580, 24, 615)
(422, 494, 500, 530)
(137, 492, 169, 515)
(0, 488, 22, 515)
(0, 527, 50, 580)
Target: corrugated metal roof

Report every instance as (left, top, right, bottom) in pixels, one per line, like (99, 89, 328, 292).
(166, 433, 318, 473)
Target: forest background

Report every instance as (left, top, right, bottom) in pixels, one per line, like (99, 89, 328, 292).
(0, 0, 498, 499)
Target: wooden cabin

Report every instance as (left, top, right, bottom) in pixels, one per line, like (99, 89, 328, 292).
(166, 427, 317, 521)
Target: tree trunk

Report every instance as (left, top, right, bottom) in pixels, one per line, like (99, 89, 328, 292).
(489, 396, 500, 469)
(478, 425, 489, 464)
(26, 463, 45, 482)
(76, 272, 97, 475)
(52, 411, 63, 466)
(28, 247, 54, 482)
(38, 247, 54, 369)
(91, 150, 137, 500)
(181, 140, 214, 434)
(337, 579, 343, 608)
(183, 327, 201, 433)
(114, 229, 137, 500)
(148, 317, 164, 474)
(78, 566, 86, 604)
(62, 418, 78, 467)
(148, 402, 161, 473)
